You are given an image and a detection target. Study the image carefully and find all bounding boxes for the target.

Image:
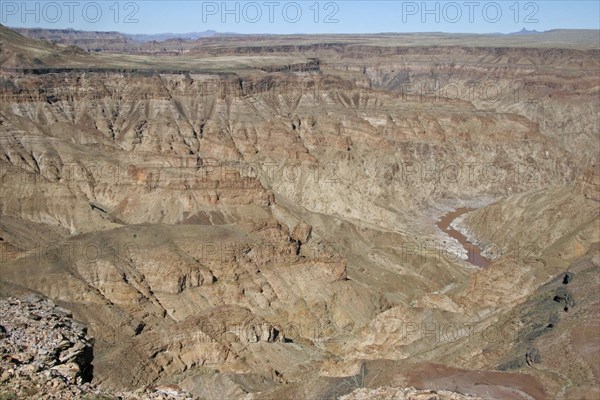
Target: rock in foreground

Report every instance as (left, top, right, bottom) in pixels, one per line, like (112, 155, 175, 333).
(0, 295, 194, 399)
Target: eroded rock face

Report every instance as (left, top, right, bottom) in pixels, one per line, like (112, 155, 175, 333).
(0, 25, 599, 400)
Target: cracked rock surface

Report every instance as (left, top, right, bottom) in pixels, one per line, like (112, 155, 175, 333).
(0, 295, 195, 399)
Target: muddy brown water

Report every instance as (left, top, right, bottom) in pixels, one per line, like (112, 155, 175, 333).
(436, 208, 491, 268)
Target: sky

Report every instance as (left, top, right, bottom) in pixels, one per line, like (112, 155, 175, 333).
(1, 0, 599, 34)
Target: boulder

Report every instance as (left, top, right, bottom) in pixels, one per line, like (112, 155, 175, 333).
(291, 223, 312, 243)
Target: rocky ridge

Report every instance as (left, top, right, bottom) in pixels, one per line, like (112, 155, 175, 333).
(0, 295, 194, 399)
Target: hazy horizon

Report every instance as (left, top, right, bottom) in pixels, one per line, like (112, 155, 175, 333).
(7, 25, 600, 36)
(2, 1, 599, 35)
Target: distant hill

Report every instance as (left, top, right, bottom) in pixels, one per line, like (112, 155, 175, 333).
(12, 27, 240, 46)
(10, 27, 246, 53)
(124, 31, 220, 42)
(508, 28, 543, 35)
(12, 27, 129, 44)
(0, 24, 91, 69)
(5, 25, 599, 62)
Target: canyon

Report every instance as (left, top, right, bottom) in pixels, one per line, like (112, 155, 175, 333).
(0, 25, 599, 399)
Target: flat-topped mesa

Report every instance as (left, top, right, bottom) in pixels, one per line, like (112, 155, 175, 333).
(259, 58, 321, 73)
(0, 70, 334, 103)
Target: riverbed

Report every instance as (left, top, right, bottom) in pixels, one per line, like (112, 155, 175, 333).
(436, 208, 491, 268)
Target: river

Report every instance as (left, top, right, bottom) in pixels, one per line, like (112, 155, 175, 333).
(436, 208, 491, 268)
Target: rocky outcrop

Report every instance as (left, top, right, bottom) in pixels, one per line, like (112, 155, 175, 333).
(339, 387, 482, 400)
(554, 287, 575, 311)
(525, 347, 542, 366)
(0, 295, 195, 399)
(0, 295, 94, 389)
(291, 222, 313, 244)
